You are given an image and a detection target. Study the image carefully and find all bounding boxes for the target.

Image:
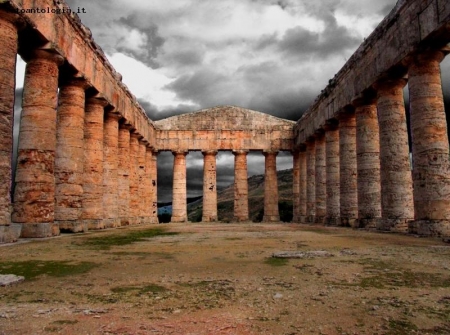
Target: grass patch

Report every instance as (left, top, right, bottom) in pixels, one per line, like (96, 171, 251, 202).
(0, 261, 96, 280)
(386, 319, 418, 335)
(264, 257, 289, 267)
(52, 320, 78, 325)
(75, 228, 178, 250)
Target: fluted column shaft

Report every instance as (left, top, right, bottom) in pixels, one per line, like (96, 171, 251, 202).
(409, 50, 450, 237)
(55, 79, 88, 232)
(292, 151, 300, 222)
(376, 79, 414, 232)
(355, 100, 381, 228)
(325, 125, 340, 225)
(138, 141, 147, 223)
(129, 133, 141, 225)
(339, 113, 358, 227)
(306, 139, 316, 223)
(233, 150, 249, 221)
(150, 151, 159, 222)
(299, 149, 307, 222)
(315, 133, 326, 223)
(0, 12, 21, 242)
(172, 151, 188, 223)
(144, 147, 154, 223)
(13, 49, 63, 238)
(118, 125, 131, 226)
(202, 150, 218, 222)
(263, 151, 280, 222)
(82, 97, 106, 229)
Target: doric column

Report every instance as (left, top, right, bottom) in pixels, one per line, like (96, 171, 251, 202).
(299, 148, 307, 223)
(292, 151, 300, 222)
(314, 132, 326, 224)
(13, 49, 64, 238)
(0, 11, 22, 242)
(354, 97, 381, 229)
(202, 150, 218, 222)
(129, 133, 141, 225)
(118, 123, 132, 226)
(138, 140, 147, 224)
(408, 50, 450, 237)
(263, 150, 280, 222)
(338, 112, 358, 227)
(55, 78, 89, 233)
(233, 150, 249, 222)
(150, 150, 159, 223)
(82, 97, 107, 230)
(103, 111, 120, 228)
(306, 139, 316, 223)
(172, 151, 188, 223)
(375, 78, 414, 232)
(325, 122, 340, 225)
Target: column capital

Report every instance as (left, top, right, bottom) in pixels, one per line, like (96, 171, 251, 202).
(172, 150, 188, 156)
(232, 150, 248, 156)
(324, 118, 339, 131)
(105, 111, 120, 121)
(86, 96, 109, 108)
(373, 77, 407, 92)
(263, 150, 278, 157)
(352, 94, 377, 108)
(202, 150, 218, 156)
(24, 48, 64, 66)
(0, 10, 26, 29)
(60, 76, 91, 90)
(119, 123, 134, 131)
(130, 132, 143, 140)
(412, 49, 446, 65)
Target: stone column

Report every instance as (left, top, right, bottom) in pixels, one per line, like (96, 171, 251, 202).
(292, 151, 300, 222)
(299, 148, 307, 223)
(314, 132, 326, 224)
(306, 139, 316, 223)
(143, 146, 154, 224)
(103, 111, 120, 228)
(202, 150, 218, 222)
(409, 50, 450, 237)
(0, 11, 22, 242)
(233, 150, 249, 222)
(82, 97, 107, 230)
(138, 140, 147, 224)
(150, 150, 159, 223)
(263, 151, 280, 222)
(325, 122, 340, 225)
(375, 78, 414, 232)
(13, 49, 64, 238)
(172, 151, 188, 223)
(118, 124, 131, 226)
(338, 112, 358, 227)
(55, 78, 89, 233)
(129, 133, 141, 225)
(354, 98, 381, 229)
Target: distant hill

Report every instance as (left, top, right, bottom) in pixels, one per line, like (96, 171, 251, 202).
(187, 168, 294, 222)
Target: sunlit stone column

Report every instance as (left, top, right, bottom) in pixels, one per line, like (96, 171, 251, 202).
(82, 97, 107, 230)
(375, 78, 414, 232)
(172, 151, 188, 223)
(408, 50, 450, 237)
(233, 150, 249, 222)
(202, 150, 218, 222)
(354, 97, 381, 229)
(0, 11, 22, 242)
(325, 122, 340, 225)
(118, 124, 131, 226)
(103, 111, 120, 228)
(138, 140, 147, 224)
(150, 150, 159, 223)
(129, 133, 141, 225)
(292, 151, 300, 223)
(314, 132, 326, 224)
(13, 49, 64, 238)
(55, 78, 89, 233)
(263, 150, 280, 222)
(299, 147, 307, 223)
(338, 112, 358, 227)
(306, 139, 316, 223)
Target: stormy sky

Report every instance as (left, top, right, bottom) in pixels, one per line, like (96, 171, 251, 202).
(13, 0, 450, 202)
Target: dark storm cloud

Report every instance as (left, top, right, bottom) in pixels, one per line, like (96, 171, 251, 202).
(137, 99, 198, 121)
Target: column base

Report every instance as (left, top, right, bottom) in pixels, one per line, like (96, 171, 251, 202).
(377, 218, 412, 233)
(202, 215, 218, 222)
(233, 216, 250, 222)
(357, 218, 379, 230)
(57, 220, 88, 233)
(0, 224, 22, 243)
(171, 216, 188, 223)
(339, 217, 358, 228)
(408, 219, 450, 238)
(325, 217, 340, 226)
(104, 218, 120, 229)
(119, 217, 131, 226)
(262, 215, 280, 222)
(20, 222, 60, 238)
(85, 219, 106, 230)
(314, 216, 326, 224)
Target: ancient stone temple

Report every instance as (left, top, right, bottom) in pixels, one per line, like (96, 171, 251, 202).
(0, 0, 449, 243)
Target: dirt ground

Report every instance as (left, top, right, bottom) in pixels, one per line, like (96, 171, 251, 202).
(0, 223, 449, 335)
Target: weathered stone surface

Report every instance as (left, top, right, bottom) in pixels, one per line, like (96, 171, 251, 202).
(202, 151, 218, 222)
(314, 133, 326, 224)
(172, 151, 188, 223)
(144, 147, 155, 224)
(150, 151, 159, 223)
(233, 150, 249, 222)
(118, 125, 131, 226)
(299, 149, 307, 223)
(129, 134, 141, 225)
(0, 274, 24, 286)
(13, 49, 63, 238)
(306, 140, 316, 223)
(292, 151, 300, 222)
(325, 124, 339, 225)
(273, 250, 334, 259)
(138, 141, 147, 223)
(263, 151, 280, 222)
(376, 79, 414, 232)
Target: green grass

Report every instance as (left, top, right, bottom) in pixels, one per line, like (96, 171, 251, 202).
(264, 257, 289, 266)
(386, 319, 418, 335)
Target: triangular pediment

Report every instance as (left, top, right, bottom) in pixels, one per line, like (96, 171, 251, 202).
(154, 105, 296, 131)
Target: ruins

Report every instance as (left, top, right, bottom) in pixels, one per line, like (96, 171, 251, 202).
(0, 0, 449, 243)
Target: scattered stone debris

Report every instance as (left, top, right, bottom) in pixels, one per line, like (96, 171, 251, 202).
(272, 250, 334, 259)
(0, 274, 25, 286)
(340, 248, 358, 256)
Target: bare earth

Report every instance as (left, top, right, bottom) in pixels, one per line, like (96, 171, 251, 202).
(1, 223, 449, 335)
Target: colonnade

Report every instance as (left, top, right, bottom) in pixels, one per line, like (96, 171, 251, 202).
(293, 48, 450, 236)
